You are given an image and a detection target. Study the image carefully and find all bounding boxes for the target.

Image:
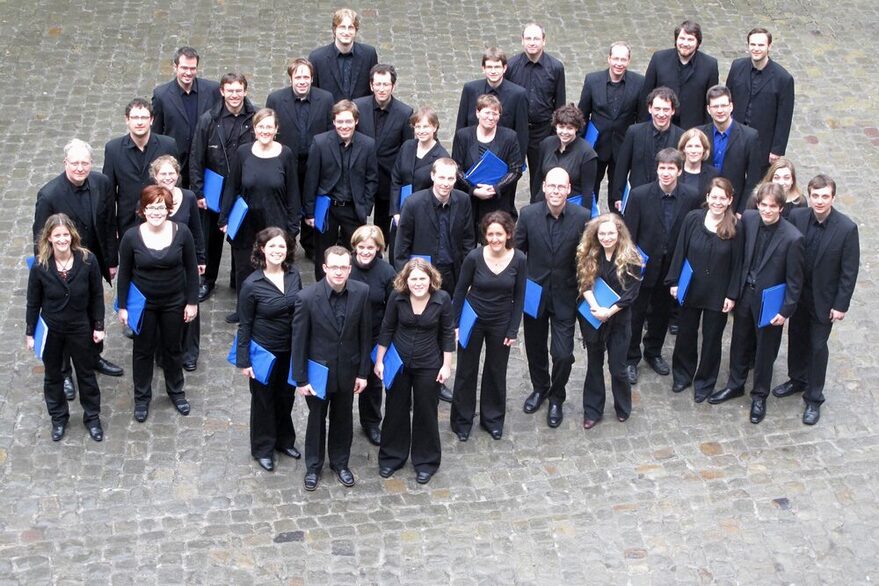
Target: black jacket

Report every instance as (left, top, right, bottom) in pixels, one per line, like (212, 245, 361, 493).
(265, 86, 335, 157)
(577, 69, 645, 162)
(698, 121, 762, 214)
(189, 99, 257, 199)
(303, 130, 378, 224)
(394, 188, 475, 272)
(640, 49, 719, 129)
(353, 95, 414, 199)
(388, 140, 449, 215)
(26, 251, 104, 335)
(308, 42, 378, 102)
(151, 77, 222, 172)
(455, 79, 530, 159)
(613, 122, 684, 205)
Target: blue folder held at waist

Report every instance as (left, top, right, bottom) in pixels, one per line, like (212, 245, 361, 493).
(578, 277, 621, 330)
(124, 282, 147, 335)
(676, 259, 694, 306)
(288, 357, 330, 399)
(591, 193, 600, 218)
(370, 342, 404, 388)
(26, 256, 35, 270)
(636, 245, 648, 276)
(463, 150, 508, 186)
(203, 169, 224, 213)
(620, 183, 632, 214)
(759, 283, 787, 328)
(226, 334, 277, 385)
(524, 279, 542, 318)
(314, 195, 332, 233)
(458, 299, 478, 349)
(226, 196, 249, 240)
(584, 122, 600, 149)
(399, 184, 413, 210)
(33, 315, 48, 361)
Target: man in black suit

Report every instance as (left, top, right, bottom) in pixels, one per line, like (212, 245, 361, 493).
(726, 27, 795, 173)
(308, 8, 378, 102)
(303, 100, 378, 280)
(505, 23, 566, 199)
(613, 87, 684, 209)
(641, 21, 719, 129)
(699, 85, 762, 214)
(292, 246, 371, 491)
(773, 175, 859, 425)
(33, 139, 123, 381)
(578, 41, 645, 208)
(708, 183, 804, 424)
(151, 47, 221, 188)
(456, 47, 530, 163)
(103, 98, 178, 236)
(189, 73, 255, 304)
(517, 167, 591, 428)
(354, 64, 414, 239)
(623, 149, 701, 384)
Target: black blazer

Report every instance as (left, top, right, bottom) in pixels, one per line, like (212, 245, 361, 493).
(455, 79, 530, 160)
(577, 69, 645, 161)
(26, 251, 104, 336)
(726, 58, 795, 165)
(151, 77, 222, 172)
(623, 181, 702, 288)
(290, 278, 372, 394)
(788, 207, 859, 324)
(189, 100, 257, 198)
(640, 49, 719, 129)
(265, 86, 335, 157)
(612, 122, 684, 205)
(353, 95, 414, 199)
(698, 121, 762, 214)
(389, 140, 449, 215)
(308, 42, 378, 102)
(303, 130, 378, 224)
(394, 188, 476, 273)
(33, 172, 118, 281)
(514, 201, 591, 320)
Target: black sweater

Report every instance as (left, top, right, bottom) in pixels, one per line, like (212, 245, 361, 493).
(117, 223, 199, 308)
(26, 251, 104, 335)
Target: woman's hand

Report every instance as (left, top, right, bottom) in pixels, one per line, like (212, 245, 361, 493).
(669, 286, 678, 299)
(183, 304, 198, 323)
(473, 184, 496, 200)
(373, 362, 384, 381)
(591, 306, 611, 323)
(297, 384, 316, 397)
(198, 264, 206, 276)
(241, 367, 255, 379)
(26, 336, 34, 351)
(93, 330, 105, 344)
(436, 364, 451, 384)
(503, 337, 516, 347)
(118, 309, 129, 326)
(722, 298, 735, 313)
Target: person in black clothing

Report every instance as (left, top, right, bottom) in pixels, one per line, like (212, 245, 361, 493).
(576, 214, 643, 429)
(308, 8, 378, 102)
(349, 225, 397, 447)
(535, 104, 598, 203)
(235, 227, 303, 471)
(375, 259, 454, 485)
(450, 211, 526, 441)
(747, 157, 807, 217)
(27, 214, 105, 442)
(220, 108, 300, 323)
(117, 186, 199, 423)
(665, 177, 743, 402)
(678, 128, 719, 198)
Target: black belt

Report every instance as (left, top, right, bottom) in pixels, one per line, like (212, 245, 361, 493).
(331, 199, 351, 207)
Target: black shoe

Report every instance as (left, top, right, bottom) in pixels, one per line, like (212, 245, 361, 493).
(669, 324, 679, 335)
(694, 392, 711, 404)
(63, 376, 76, 401)
(173, 399, 191, 416)
(379, 466, 395, 479)
(51, 422, 67, 442)
(438, 384, 453, 403)
(750, 398, 767, 424)
(134, 404, 149, 423)
(617, 412, 630, 423)
(363, 426, 381, 446)
(645, 356, 670, 376)
(583, 418, 599, 430)
(547, 403, 563, 428)
(87, 422, 104, 442)
(304, 471, 320, 491)
(95, 357, 124, 377)
(455, 430, 469, 442)
(707, 387, 744, 405)
(225, 312, 239, 324)
(123, 326, 135, 340)
(256, 457, 274, 471)
(489, 429, 502, 440)
(672, 381, 691, 393)
(523, 390, 546, 414)
(772, 380, 805, 398)
(198, 280, 215, 303)
(334, 467, 355, 487)
(182, 360, 197, 372)
(803, 404, 821, 426)
(416, 471, 433, 485)
(276, 446, 301, 459)
(625, 365, 638, 385)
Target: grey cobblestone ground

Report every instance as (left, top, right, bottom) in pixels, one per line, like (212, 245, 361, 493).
(1, 1, 877, 583)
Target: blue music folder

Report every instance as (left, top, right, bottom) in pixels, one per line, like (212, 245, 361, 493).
(226, 334, 277, 385)
(463, 150, 508, 186)
(524, 279, 542, 318)
(314, 195, 332, 233)
(226, 196, 248, 240)
(370, 343, 404, 388)
(410, 254, 432, 264)
(458, 299, 478, 349)
(759, 283, 787, 328)
(578, 277, 621, 330)
(26, 256, 35, 270)
(399, 184, 413, 210)
(567, 194, 583, 206)
(636, 245, 648, 276)
(33, 315, 48, 360)
(584, 121, 599, 148)
(676, 259, 694, 306)
(620, 183, 632, 214)
(288, 358, 329, 399)
(203, 169, 224, 213)
(124, 282, 147, 335)
(591, 193, 600, 218)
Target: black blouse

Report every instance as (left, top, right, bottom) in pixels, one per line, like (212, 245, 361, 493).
(350, 256, 397, 341)
(117, 223, 199, 308)
(536, 135, 598, 199)
(452, 247, 527, 338)
(236, 268, 302, 365)
(378, 290, 455, 370)
(137, 189, 206, 265)
(26, 251, 104, 335)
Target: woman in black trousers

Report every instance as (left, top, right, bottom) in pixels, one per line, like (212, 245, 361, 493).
(374, 259, 454, 484)
(577, 214, 643, 429)
(666, 177, 744, 402)
(236, 227, 302, 471)
(117, 185, 199, 422)
(349, 225, 397, 446)
(27, 213, 105, 442)
(535, 104, 598, 203)
(449, 211, 526, 441)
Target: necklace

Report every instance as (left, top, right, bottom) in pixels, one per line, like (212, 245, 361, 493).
(55, 256, 73, 279)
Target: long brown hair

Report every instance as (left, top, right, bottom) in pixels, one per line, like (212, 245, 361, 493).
(36, 213, 91, 268)
(576, 214, 641, 292)
(705, 177, 738, 240)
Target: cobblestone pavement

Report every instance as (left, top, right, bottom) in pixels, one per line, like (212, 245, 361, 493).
(1, 1, 878, 584)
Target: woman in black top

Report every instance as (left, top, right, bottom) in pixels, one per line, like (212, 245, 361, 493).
(535, 104, 598, 204)
(26, 214, 105, 442)
(374, 259, 454, 485)
(678, 129, 720, 199)
(749, 157, 807, 218)
(150, 155, 206, 371)
(220, 108, 300, 322)
(117, 185, 199, 423)
(576, 214, 643, 428)
(236, 227, 302, 472)
(389, 106, 450, 221)
(666, 177, 744, 402)
(449, 211, 526, 441)
(349, 225, 397, 446)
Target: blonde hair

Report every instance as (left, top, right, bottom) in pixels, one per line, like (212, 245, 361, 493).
(36, 213, 91, 268)
(576, 214, 641, 292)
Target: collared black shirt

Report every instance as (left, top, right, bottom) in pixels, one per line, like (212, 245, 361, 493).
(746, 66, 764, 124)
(606, 78, 625, 118)
(373, 98, 390, 138)
(378, 290, 455, 370)
(652, 126, 675, 154)
(678, 58, 694, 87)
(433, 195, 454, 266)
(178, 82, 199, 137)
(335, 137, 354, 202)
(804, 213, 827, 278)
(327, 286, 349, 331)
(236, 268, 302, 363)
(334, 45, 355, 99)
(505, 52, 566, 125)
(747, 220, 780, 284)
(660, 191, 676, 235)
(292, 91, 312, 156)
(219, 106, 245, 152)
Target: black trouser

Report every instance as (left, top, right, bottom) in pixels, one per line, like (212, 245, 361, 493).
(627, 281, 673, 365)
(358, 370, 383, 430)
(372, 194, 392, 246)
(787, 297, 833, 406)
(231, 246, 256, 306)
(296, 155, 315, 257)
(249, 351, 296, 458)
(436, 263, 456, 297)
(523, 310, 575, 405)
(61, 339, 104, 379)
(304, 389, 354, 472)
(672, 306, 728, 398)
(181, 313, 199, 364)
(527, 122, 553, 199)
(725, 287, 784, 398)
(314, 203, 361, 280)
(594, 157, 616, 212)
(583, 311, 631, 420)
(132, 304, 185, 406)
(379, 367, 441, 474)
(201, 207, 225, 287)
(43, 329, 101, 425)
(450, 318, 510, 434)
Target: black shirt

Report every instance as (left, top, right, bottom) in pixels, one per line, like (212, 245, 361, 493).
(179, 83, 198, 137)
(335, 138, 354, 202)
(236, 268, 302, 364)
(505, 52, 566, 125)
(433, 196, 454, 266)
(452, 247, 527, 338)
(607, 79, 625, 118)
(747, 220, 780, 284)
(293, 93, 312, 156)
(117, 223, 199, 308)
(335, 46, 355, 99)
(220, 106, 246, 153)
(379, 290, 455, 370)
(350, 256, 397, 340)
(804, 213, 827, 279)
(328, 287, 348, 331)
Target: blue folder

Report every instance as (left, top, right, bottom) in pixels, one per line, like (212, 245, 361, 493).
(410, 254, 432, 264)
(620, 183, 632, 214)
(399, 184, 413, 210)
(636, 245, 648, 276)
(463, 150, 508, 186)
(203, 169, 224, 213)
(370, 343, 404, 388)
(226, 334, 277, 385)
(524, 279, 542, 318)
(584, 121, 600, 149)
(26, 256, 35, 270)
(676, 259, 694, 306)
(759, 283, 787, 328)
(578, 277, 621, 330)
(226, 196, 249, 240)
(591, 193, 600, 218)
(458, 299, 478, 349)
(124, 282, 147, 335)
(288, 358, 330, 399)
(567, 194, 583, 206)
(314, 195, 332, 233)
(33, 315, 48, 360)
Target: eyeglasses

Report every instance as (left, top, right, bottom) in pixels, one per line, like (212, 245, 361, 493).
(144, 205, 168, 213)
(128, 115, 151, 122)
(324, 265, 351, 272)
(65, 161, 91, 168)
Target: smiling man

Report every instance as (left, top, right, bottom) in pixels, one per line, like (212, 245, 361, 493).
(308, 8, 379, 102)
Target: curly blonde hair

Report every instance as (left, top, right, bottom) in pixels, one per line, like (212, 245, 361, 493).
(576, 214, 641, 293)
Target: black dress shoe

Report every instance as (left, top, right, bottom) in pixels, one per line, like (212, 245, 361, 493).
(415, 471, 433, 485)
(63, 376, 76, 401)
(95, 357, 124, 377)
(707, 387, 744, 405)
(363, 426, 381, 446)
(694, 392, 711, 404)
(672, 381, 691, 393)
(617, 413, 630, 423)
(772, 380, 805, 398)
(173, 399, 191, 416)
(198, 281, 215, 303)
(277, 446, 301, 459)
(645, 356, 670, 376)
(803, 404, 821, 425)
(182, 360, 197, 372)
(455, 430, 469, 442)
(51, 422, 67, 442)
(750, 398, 767, 424)
(87, 423, 104, 442)
(523, 390, 546, 414)
(547, 403, 563, 428)
(625, 365, 638, 385)
(225, 312, 239, 324)
(134, 404, 149, 423)
(583, 418, 599, 430)
(489, 429, 502, 440)
(438, 384, 453, 403)
(256, 457, 274, 471)
(379, 467, 395, 478)
(304, 471, 320, 491)
(335, 467, 355, 487)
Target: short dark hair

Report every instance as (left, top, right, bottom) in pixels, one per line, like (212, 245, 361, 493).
(324, 245, 351, 264)
(173, 46, 200, 65)
(332, 100, 359, 122)
(481, 211, 516, 249)
(481, 47, 508, 67)
(137, 185, 172, 219)
(551, 104, 586, 132)
(369, 63, 397, 85)
(706, 84, 732, 104)
(655, 147, 684, 169)
(287, 58, 314, 78)
(747, 27, 773, 45)
(675, 20, 702, 46)
(646, 87, 679, 111)
(251, 227, 295, 270)
(125, 98, 152, 117)
(808, 174, 837, 197)
(220, 72, 248, 91)
(755, 182, 786, 208)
